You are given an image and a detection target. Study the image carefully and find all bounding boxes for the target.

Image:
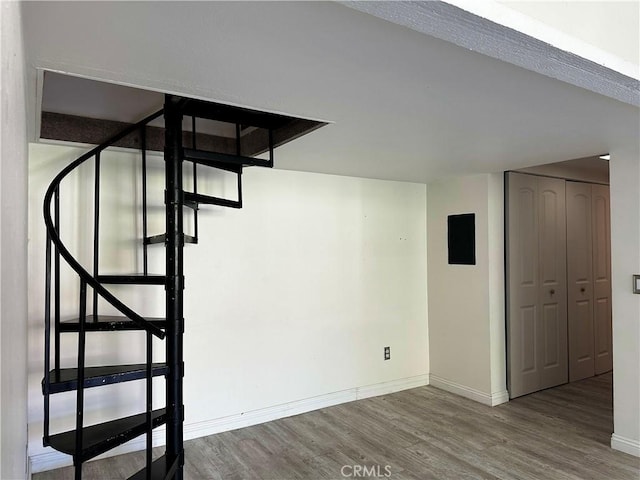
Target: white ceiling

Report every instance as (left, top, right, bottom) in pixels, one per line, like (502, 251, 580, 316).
(25, 1, 639, 183)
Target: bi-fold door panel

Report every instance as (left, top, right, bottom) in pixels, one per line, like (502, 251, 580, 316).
(592, 184, 612, 374)
(507, 172, 567, 398)
(538, 178, 568, 390)
(566, 182, 595, 382)
(508, 173, 539, 397)
(566, 182, 613, 381)
(508, 173, 539, 398)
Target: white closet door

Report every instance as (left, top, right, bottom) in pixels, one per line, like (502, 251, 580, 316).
(508, 173, 540, 398)
(507, 173, 567, 398)
(538, 176, 568, 390)
(566, 181, 595, 381)
(592, 184, 613, 374)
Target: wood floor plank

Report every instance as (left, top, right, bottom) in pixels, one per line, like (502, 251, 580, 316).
(34, 372, 639, 479)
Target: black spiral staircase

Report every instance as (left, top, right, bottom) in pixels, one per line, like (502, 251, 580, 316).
(42, 95, 289, 479)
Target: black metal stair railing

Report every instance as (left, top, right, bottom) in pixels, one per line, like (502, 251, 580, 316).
(42, 108, 166, 339)
(42, 108, 167, 480)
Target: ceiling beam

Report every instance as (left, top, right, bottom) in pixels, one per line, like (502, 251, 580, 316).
(341, 1, 639, 107)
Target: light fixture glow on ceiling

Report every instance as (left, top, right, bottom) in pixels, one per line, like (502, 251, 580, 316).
(599, 154, 610, 160)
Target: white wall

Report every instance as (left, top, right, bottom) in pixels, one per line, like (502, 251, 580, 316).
(28, 143, 429, 471)
(0, 2, 29, 478)
(426, 174, 507, 406)
(487, 174, 506, 398)
(609, 147, 640, 457)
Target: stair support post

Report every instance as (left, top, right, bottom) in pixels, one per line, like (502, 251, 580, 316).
(75, 279, 87, 480)
(164, 95, 185, 480)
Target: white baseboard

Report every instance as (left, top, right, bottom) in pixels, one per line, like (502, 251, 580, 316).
(29, 374, 429, 474)
(182, 388, 356, 441)
(30, 450, 72, 475)
(429, 374, 508, 406)
(490, 389, 510, 406)
(27, 452, 32, 480)
(611, 433, 640, 457)
(184, 374, 429, 441)
(356, 374, 430, 400)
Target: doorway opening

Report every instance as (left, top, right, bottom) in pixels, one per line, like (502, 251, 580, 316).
(504, 155, 612, 400)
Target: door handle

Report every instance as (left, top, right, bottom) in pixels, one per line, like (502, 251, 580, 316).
(550, 289, 555, 295)
(580, 287, 586, 293)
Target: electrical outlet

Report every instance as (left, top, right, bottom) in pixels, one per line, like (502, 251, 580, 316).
(384, 346, 390, 360)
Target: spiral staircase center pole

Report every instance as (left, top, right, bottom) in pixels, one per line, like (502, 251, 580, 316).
(164, 95, 185, 480)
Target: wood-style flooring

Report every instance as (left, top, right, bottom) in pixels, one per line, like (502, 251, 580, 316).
(34, 372, 640, 479)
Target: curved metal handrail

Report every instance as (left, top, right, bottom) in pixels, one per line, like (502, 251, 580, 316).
(43, 109, 166, 339)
